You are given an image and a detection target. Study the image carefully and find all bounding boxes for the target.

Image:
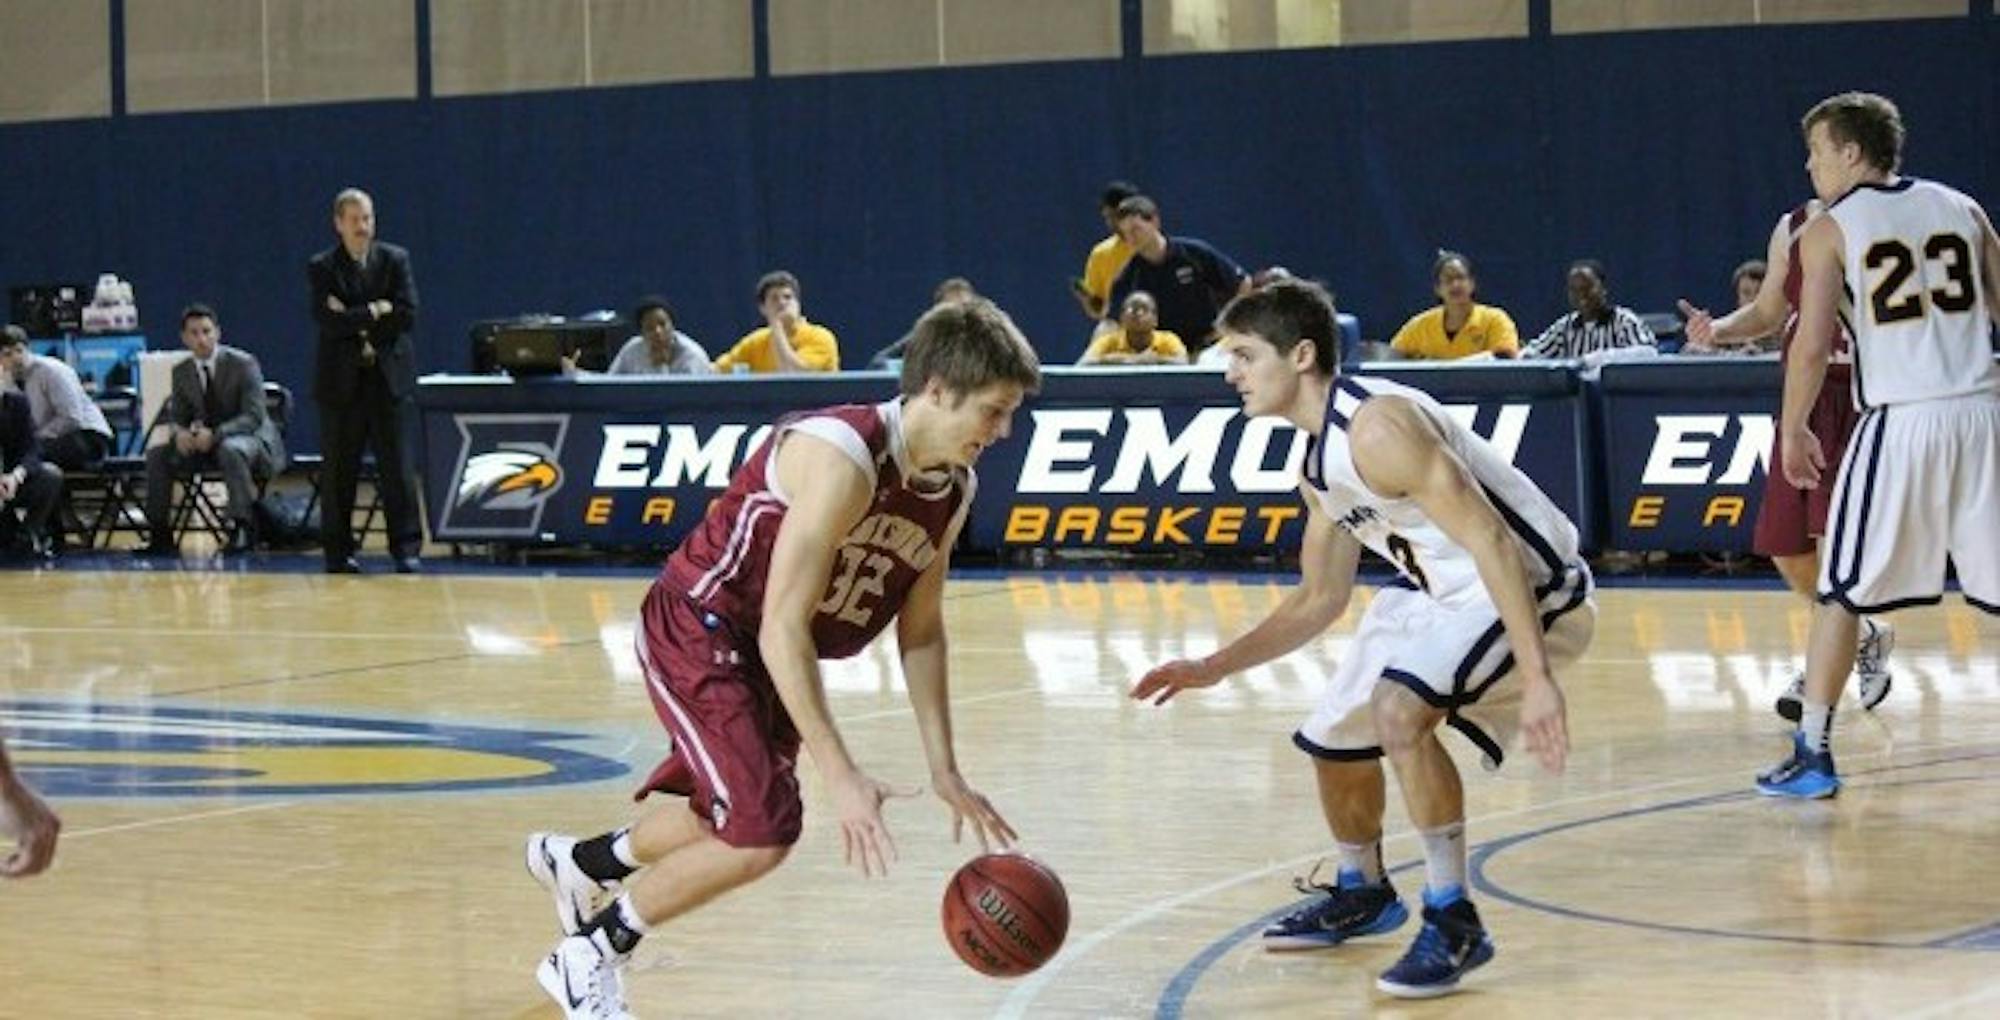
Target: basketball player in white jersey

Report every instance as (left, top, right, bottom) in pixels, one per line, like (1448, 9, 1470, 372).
(1678, 202, 1897, 721)
(1757, 92, 2000, 799)
(1132, 280, 1595, 998)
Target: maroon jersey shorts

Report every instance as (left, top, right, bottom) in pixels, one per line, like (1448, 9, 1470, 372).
(1753, 383, 1861, 558)
(632, 582, 804, 848)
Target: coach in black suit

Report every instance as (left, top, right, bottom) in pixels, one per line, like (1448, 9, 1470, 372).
(139, 304, 286, 557)
(308, 188, 422, 574)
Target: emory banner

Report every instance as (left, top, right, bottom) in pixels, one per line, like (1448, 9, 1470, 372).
(418, 365, 1592, 554)
(1596, 359, 1785, 553)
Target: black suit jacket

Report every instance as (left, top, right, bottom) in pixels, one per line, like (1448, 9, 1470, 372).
(0, 390, 43, 475)
(308, 241, 419, 403)
(163, 346, 286, 467)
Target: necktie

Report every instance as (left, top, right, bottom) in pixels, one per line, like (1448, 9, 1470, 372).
(201, 363, 220, 425)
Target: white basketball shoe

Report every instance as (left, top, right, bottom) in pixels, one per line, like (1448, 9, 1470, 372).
(1773, 618, 1895, 721)
(537, 934, 632, 1020)
(526, 833, 616, 936)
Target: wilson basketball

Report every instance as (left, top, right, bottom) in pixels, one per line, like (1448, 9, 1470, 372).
(940, 852, 1070, 977)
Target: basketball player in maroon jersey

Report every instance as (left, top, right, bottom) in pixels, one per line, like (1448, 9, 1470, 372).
(1678, 202, 1894, 722)
(524, 298, 1041, 1019)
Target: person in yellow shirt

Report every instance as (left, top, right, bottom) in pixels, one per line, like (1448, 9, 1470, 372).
(1078, 291, 1189, 366)
(1388, 251, 1520, 361)
(714, 271, 840, 373)
(1069, 180, 1140, 328)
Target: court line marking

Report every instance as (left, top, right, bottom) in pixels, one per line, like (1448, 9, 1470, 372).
(60, 800, 302, 841)
(154, 639, 603, 698)
(992, 735, 2000, 1020)
(842, 685, 1044, 723)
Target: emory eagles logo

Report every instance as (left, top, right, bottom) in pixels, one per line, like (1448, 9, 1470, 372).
(438, 414, 572, 538)
(0, 701, 629, 798)
(459, 448, 564, 510)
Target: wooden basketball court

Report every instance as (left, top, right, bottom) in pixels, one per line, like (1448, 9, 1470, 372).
(2, 565, 1996, 1017)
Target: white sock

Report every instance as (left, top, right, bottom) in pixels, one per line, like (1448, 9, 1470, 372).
(1335, 840, 1385, 885)
(1419, 822, 1467, 901)
(1801, 702, 1835, 754)
(610, 827, 641, 870)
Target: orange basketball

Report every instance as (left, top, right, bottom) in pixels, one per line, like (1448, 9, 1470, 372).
(940, 852, 1070, 977)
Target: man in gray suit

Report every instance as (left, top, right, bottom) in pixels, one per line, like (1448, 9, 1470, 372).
(138, 304, 285, 556)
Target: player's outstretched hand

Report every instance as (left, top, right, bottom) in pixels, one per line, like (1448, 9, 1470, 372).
(1676, 299, 1716, 350)
(932, 770, 1018, 853)
(1130, 658, 1222, 706)
(829, 769, 919, 878)
(1781, 426, 1826, 489)
(1519, 678, 1569, 775)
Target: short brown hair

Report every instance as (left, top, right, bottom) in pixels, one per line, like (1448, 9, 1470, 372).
(1802, 92, 1904, 173)
(1731, 259, 1768, 291)
(899, 298, 1041, 400)
(0, 324, 29, 349)
(1114, 195, 1159, 223)
(756, 270, 800, 304)
(1218, 279, 1340, 376)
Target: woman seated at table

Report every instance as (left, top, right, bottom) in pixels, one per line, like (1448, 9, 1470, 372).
(566, 296, 712, 376)
(1387, 250, 1520, 361)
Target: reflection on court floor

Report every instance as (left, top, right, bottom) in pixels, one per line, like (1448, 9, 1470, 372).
(1, 569, 1995, 1017)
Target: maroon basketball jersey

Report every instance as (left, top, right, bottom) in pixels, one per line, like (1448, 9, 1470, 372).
(661, 401, 971, 659)
(1781, 201, 1853, 380)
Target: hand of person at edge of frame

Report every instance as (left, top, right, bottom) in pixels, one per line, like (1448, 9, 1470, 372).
(1130, 657, 1223, 706)
(830, 769, 919, 878)
(0, 780, 62, 878)
(1781, 426, 1825, 489)
(1518, 676, 1569, 775)
(931, 769, 1019, 853)
(326, 294, 346, 312)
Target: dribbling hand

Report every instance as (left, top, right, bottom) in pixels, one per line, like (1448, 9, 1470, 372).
(931, 770, 1018, 853)
(1129, 658, 1222, 706)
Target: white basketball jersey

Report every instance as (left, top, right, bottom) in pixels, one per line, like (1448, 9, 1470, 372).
(1305, 376, 1581, 611)
(1828, 178, 1999, 408)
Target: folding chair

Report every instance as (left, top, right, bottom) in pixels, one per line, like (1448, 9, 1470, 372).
(166, 382, 291, 545)
(60, 386, 149, 548)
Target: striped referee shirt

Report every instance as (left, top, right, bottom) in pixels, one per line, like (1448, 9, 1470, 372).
(1523, 306, 1656, 359)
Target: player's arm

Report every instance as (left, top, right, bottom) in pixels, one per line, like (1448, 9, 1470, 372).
(1970, 200, 2000, 329)
(1780, 215, 1844, 490)
(760, 432, 905, 876)
(896, 510, 1020, 851)
(1347, 397, 1568, 772)
(1131, 490, 1360, 704)
(1681, 215, 1791, 349)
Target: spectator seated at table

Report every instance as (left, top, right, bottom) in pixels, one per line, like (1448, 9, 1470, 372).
(1078, 292, 1189, 366)
(712, 271, 839, 374)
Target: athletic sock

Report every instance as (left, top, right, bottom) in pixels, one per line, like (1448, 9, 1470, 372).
(1335, 839, 1385, 886)
(1418, 821, 1467, 905)
(1801, 702, 1835, 755)
(573, 826, 639, 883)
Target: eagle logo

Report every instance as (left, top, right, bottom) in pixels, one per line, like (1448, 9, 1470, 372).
(458, 447, 564, 510)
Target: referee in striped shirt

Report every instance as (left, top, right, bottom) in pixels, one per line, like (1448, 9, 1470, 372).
(1523, 260, 1656, 359)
